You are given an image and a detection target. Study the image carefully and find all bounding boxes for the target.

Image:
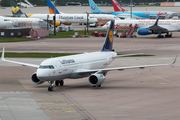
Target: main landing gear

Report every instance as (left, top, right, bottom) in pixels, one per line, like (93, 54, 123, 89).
(157, 32, 172, 38)
(55, 80, 64, 86)
(48, 80, 64, 91)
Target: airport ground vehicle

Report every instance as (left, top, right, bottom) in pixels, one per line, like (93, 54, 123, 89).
(91, 31, 106, 37)
(120, 32, 126, 38)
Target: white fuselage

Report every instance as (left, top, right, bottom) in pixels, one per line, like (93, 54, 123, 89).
(3, 16, 45, 28)
(0, 16, 13, 28)
(89, 14, 120, 23)
(37, 51, 117, 81)
(103, 19, 180, 32)
(27, 14, 97, 23)
(27, 13, 120, 23)
(135, 11, 177, 16)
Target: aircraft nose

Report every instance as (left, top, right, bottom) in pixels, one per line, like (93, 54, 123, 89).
(36, 69, 45, 79)
(102, 25, 107, 29)
(36, 69, 52, 80)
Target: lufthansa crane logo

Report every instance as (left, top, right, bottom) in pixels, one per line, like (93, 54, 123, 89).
(109, 29, 113, 43)
(11, 6, 19, 14)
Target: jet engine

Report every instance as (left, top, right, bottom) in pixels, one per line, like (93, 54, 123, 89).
(89, 73, 105, 86)
(63, 23, 71, 25)
(31, 73, 44, 84)
(55, 21, 61, 26)
(137, 28, 152, 35)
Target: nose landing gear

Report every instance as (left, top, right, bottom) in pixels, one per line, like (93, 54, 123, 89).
(48, 81, 54, 91)
(48, 80, 64, 91)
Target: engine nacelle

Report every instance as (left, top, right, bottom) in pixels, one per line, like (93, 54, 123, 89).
(56, 21, 61, 26)
(31, 73, 44, 84)
(89, 73, 105, 86)
(53, 21, 61, 26)
(63, 23, 71, 25)
(137, 28, 152, 35)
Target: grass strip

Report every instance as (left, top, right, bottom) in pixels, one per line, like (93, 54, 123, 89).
(1, 52, 77, 58)
(45, 30, 108, 38)
(0, 37, 38, 43)
(0, 52, 154, 58)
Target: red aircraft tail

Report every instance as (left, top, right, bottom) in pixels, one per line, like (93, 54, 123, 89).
(112, 0, 126, 12)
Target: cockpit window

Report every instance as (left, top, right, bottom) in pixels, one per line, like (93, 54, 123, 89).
(4, 19, 10, 21)
(105, 23, 109, 25)
(39, 65, 55, 69)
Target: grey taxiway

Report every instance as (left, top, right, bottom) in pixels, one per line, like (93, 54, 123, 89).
(0, 6, 180, 120)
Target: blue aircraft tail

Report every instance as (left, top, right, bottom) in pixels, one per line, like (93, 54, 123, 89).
(10, 1, 25, 17)
(101, 20, 114, 52)
(88, 0, 106, 14)
(154, 17, 159, 26)
(47, 0, 60, 14)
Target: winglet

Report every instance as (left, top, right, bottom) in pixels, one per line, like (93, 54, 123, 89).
(1, 47, 5, 61)
(170, 51, 179, 66)
(154, 17, 159, 26)
(101, 20, 114, 51)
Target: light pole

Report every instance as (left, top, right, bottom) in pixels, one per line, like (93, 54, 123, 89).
(54, 4, 56, 36)
(130, 0, 132, 18)
(86, 12, 89, 34)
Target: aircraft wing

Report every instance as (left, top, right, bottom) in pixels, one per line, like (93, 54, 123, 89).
(1, 48, 39, 68)
(75, 53, 178, 75)
(75, 63, 169, 76)
(148, 25, 168, 33)
(148, 18, 168, 33)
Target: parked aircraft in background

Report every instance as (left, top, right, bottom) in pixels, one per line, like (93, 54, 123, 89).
(0, 16, 13, 29)
(88, 0, 157, 19)
(1, 15, 46, 28)
(10, 1, 97, 26)
(111, 0, 127, 12)
(111, 0, 178, 19)
(17, 0, 34, 8)
(103, 18, 180, 38)
(47, 0, 120, 24)
(1, 20, 175, 91)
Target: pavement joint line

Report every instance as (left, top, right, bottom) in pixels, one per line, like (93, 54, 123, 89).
(142, 71, 180, 87)
(0, 107, 73, 112)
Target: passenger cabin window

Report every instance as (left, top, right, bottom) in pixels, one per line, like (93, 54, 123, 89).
(39, 65, 55, 69)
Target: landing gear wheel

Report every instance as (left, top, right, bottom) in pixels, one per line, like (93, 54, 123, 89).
(98, 85, 101, 87)
(55, 80, 60, 86)
(48, 81, 54, 91)
(48, 86, 54, 91)
(95, 34, 98, 37)
(157, 35, 164, 38)
(60, 80, 64, 86)
(101, 34, 105, 37)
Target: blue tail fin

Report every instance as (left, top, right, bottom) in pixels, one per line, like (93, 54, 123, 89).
(154, 17, 159, 26)
(101, 20, 114, 52)
(88, 0, 106, 13)
(47, 0, 60, 14)
(10, 1, 24, 17)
